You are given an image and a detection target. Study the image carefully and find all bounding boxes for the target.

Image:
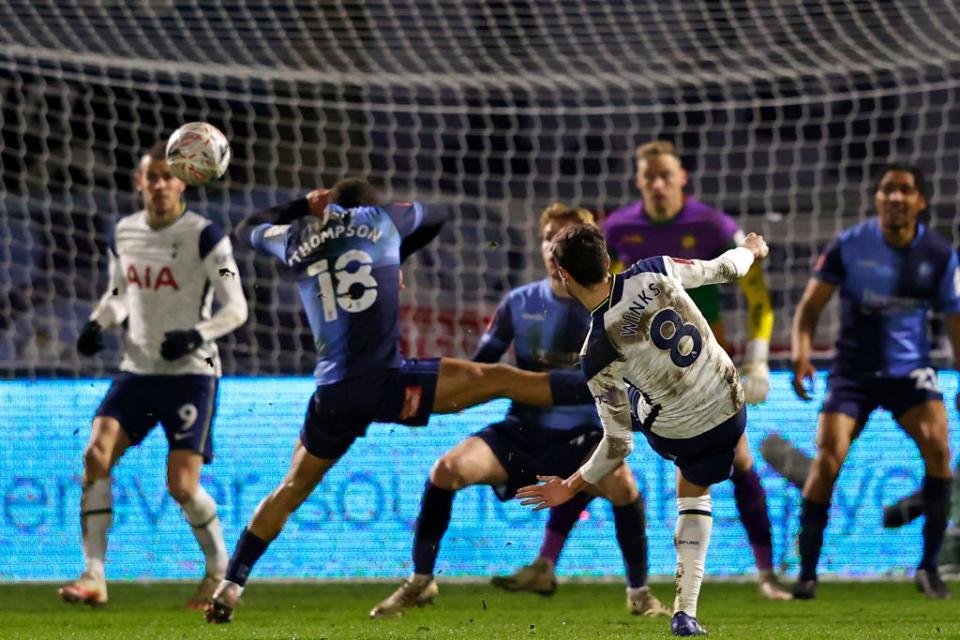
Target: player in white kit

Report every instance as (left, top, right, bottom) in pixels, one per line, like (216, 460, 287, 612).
(58, 143, 248, 609)
(518, 224, 769, 637)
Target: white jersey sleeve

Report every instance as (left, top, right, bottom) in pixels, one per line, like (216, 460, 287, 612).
(89, 243, 129, 329)
(195, 235, 247, 342)
(662, 247, 755, 289)
(580, 254, 749, 441)
(580, 354, 634, 485)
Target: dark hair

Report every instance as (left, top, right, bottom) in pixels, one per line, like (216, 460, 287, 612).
(144, 141, 168, 162)
(550, 224, 609, 286)
(874, 163, 928, 199)
(329, 178, 380, 209)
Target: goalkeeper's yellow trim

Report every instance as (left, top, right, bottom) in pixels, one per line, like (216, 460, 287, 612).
(738, 261, 774, 341)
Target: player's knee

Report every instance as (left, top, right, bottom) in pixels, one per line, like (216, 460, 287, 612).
(602, 465, 639, 505)
(166, 481, 195, 505)
(429, 454, 469, 491)
(83, 442, 112, 476)
(812, 448, 844, 480)
(918, 432, 951, 469)
(605, 481, 639, 506)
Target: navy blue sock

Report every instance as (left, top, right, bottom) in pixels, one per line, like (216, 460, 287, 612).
(732, 467, 774, 571)
(548, 370, 593, 406)
(412, 481, 455, 575)
(920, 475, 952, 571)
(612, 497, 649, 589)
(797, 499, 829, 582)
(225, 528, 270, 587)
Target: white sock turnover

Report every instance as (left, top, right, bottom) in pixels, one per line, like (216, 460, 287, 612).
(673, 494, 712, 617)
(81, 477, 112, 580)
(181, 485, 228, 578)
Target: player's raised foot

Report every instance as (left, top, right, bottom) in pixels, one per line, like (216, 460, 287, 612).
(882, 493, 924, 528)
(58, 572, 107, 607)
(671, 611, 707, 636)
(758, 569, 792, 600)
(186, 574, 222, 610)
(791, 578, 817, 600)
(627, 586, 671, 616)
(205, 580, 243, 624)
(369, 575, 438, 619)
(490, 557, 557, 596)
(914, 568, 952, 600)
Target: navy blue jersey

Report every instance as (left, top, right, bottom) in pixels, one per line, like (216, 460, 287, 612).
(251, 202, 429, 384)
(474, 278, 600, 430)
(814, 218, 960, 377)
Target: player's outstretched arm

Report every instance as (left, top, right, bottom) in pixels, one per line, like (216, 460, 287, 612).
(517, 364, 634, 510)
(790, 278, 835, 400)
(234, 189, 329, 248)
(666, 232, 768, 289)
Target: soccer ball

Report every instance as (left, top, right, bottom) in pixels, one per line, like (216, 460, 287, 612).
(165, 122, 231, 186)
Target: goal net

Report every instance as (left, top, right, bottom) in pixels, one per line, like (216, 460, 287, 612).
(3, 0, 960, 376)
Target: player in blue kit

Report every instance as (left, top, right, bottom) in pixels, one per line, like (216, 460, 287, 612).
(791, 164, 960, 600)
(370, 204, 669, 619)
(206, 180, 588, 623)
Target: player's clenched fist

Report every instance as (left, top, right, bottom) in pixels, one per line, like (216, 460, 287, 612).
(742, 233, 769, 260)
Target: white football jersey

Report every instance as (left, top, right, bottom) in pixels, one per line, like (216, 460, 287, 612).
(578, 247, 754, 485)
(90, 209, 247, 376)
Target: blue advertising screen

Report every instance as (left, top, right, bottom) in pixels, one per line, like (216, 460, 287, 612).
(1, 372, 956, 581)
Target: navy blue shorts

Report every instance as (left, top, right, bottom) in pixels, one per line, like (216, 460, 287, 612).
(475, 417, 603, 501)
(300, 358, 441, 460)
(635, 407, 746, 488)
(95, 373, 218, 463)
(822, 369, 943, 423)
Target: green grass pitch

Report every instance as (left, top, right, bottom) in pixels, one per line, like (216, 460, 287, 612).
(1, 581, 956, 639)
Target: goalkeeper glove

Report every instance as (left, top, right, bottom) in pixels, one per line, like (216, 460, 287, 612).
(160, 329, 203, 361)
(76, 320, 104, 356)
(740, 338, 770, 405)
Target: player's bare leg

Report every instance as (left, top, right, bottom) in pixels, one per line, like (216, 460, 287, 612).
(794, 412, 861, 599)
(730, 436, 791, 600)
(593, 463, 670, 617)
(371, 437, 508, 618)
(207, 441, 335, 623)
(432, 358, 559, 412)
(167, 450, 228, 609)
(898, 400, 953, 599)
(59, 417, 129, 608)
(671, 472, 711, 636)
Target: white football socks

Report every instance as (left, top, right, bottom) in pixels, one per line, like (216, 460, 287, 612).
(181, 485, 228, 578)
(81, 477, 112, 579)
(674, 494, 713, 617)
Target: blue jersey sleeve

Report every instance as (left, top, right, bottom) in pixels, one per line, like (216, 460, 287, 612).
(813, 238, 844, 285)
(473, 297, 514, 362)
(382, 202, 427, 238)
(249, 223, 291, 262)
(937, 250, 960, 313)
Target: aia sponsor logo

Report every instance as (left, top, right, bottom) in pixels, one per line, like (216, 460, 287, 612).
(126, 265, 179, 290)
